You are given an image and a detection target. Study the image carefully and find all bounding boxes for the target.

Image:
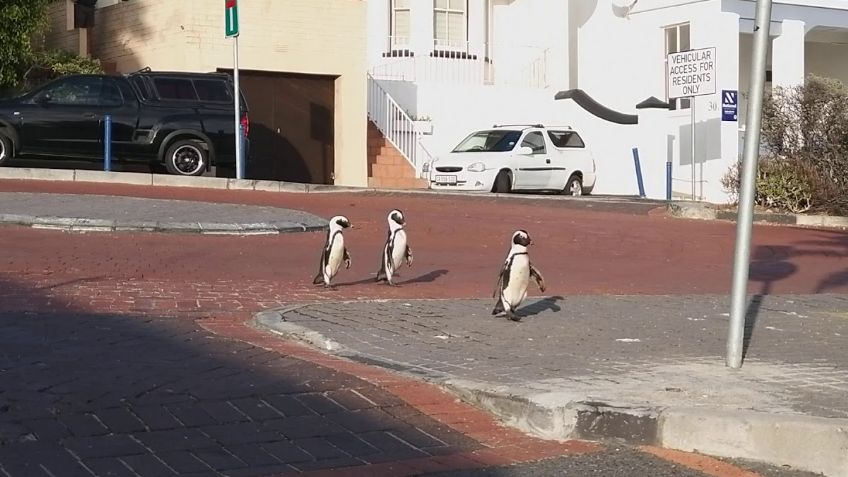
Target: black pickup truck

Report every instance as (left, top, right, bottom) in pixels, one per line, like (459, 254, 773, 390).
(0, 70, 249, 176)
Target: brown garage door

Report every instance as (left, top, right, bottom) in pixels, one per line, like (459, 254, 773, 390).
(221, 69, 335, 184)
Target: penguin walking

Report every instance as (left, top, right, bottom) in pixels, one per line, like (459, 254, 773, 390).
(376, 209, 413, 286)
(492, 230, 546, 321)
(313, 215, 352, 288)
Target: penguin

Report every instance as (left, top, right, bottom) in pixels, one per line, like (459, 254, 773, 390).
(492, 230, 546, 321)
(312, 215, 352, 288)
(376, 209, 413, 286)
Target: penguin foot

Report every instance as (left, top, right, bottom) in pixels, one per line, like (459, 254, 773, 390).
(507, 313, 521, 322)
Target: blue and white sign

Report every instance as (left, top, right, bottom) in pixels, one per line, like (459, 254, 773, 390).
(722, 89, 738, 122)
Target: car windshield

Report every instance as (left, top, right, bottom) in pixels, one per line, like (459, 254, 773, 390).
(452, 130, 522, 153)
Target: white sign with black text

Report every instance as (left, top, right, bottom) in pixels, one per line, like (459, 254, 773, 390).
(667, 47, 716, 99)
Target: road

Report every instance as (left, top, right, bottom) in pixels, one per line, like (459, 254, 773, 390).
(0, 179, 842, 476)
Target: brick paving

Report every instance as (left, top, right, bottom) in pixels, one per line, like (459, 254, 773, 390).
(274, 295, 848, 419)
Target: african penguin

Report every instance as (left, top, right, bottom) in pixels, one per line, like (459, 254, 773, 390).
(312, 215, 352, 288)
(492, 230, 546, 321)
(376, 209, 413, 286)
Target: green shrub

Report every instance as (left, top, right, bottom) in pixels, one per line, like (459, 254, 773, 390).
(20, 50, 103, 91)
(723, 75, 848, 215)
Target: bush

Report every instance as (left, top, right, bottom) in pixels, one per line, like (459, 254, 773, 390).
(721, 158, 815, 213)
(20, 50, 103, 92)
(722, 75, 848, 215)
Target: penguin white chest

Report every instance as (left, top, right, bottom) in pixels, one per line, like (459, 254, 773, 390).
(326, 234, 345, 276)
(391, 229, 407, 268)
(504, 254, 530, 306)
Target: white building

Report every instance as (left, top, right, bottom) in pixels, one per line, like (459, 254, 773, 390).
(366, 0, 848, 202)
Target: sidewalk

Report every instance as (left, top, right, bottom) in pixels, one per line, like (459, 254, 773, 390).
(0, 192, 327, 234)
(256, 295, 848, 477)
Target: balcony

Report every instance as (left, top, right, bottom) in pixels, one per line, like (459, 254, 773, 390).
(370, 37, 550, 89)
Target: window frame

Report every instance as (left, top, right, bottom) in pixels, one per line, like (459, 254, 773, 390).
(433, 0, 468, 51)
(390, 0, 411, 50)
(547, 130, 585, 149)
(664, 22, 692, 110)
(520, 130, 547, 155)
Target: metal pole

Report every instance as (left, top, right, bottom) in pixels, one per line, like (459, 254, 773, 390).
(234, 35, 243, 180)
(690, 98, 696, 200)
(727, 0, 773, 369)
(632, 147, 645, 198)
(104, 115, 112, 172)
(666, 160, 673, 201)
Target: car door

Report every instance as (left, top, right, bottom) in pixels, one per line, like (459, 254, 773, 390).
(546, 130, 588, 189)
(19, 76, 109, 158)
(511, 130, 550, 189)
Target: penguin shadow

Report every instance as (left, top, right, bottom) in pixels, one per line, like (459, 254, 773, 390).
(333, 269, 449, 288)
(513, 296, 564, 319)
(400, 269, 449, 285)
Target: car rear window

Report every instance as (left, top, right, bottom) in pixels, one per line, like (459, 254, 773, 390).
(131, 76, 153, 101)
(548, 130, 585, 148)
(152, 77, 198, 101)
(193, 79, 232, 102)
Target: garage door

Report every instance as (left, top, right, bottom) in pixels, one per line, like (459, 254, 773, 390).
(221, 70, 335, 184)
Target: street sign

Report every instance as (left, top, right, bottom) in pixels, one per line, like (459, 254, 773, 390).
(667, 47, 716, 99)
(722, 89, 738, 122)
(225, 0, 239, 37)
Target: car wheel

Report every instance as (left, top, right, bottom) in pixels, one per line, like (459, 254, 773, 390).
(563, 174, 583, 196)
(492, 170, 512, 194)
(0, 133, 12, 166)
(164, 139, 208, 176)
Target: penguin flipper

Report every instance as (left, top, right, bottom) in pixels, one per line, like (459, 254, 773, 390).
(493, 262, 507, 299)
(530, 263, 546, 293)
(313, 246, 329, 285)
(405, 245, 414, 267)
(344, 248, 352, 269)
(313, 273, 324, 285)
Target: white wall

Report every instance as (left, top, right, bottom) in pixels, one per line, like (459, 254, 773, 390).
(806, 42, 848, 83)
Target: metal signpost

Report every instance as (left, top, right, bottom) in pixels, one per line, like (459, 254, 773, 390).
(667, 46, 716, 201)
(225, 0, 243, 179)
(727, 0, 773, 369)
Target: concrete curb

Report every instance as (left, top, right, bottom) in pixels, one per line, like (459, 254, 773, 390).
(0, 213, 327, 235)
(0, 167, 661, 206)
(668, 200, 848, 229)
(254, 304, 848, 477)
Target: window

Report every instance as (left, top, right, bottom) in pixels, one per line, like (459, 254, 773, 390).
(664, 23, 691, 110)
(131, 76, 152, 101)
(452, 130, 521, 153)
(391, 0, 411, 49)
(36, 77, 107, 106)
(520, 131, 547, 154)
(434, 0, 467, 49)
(152, 77, 198, 101)
(548, 130, 585, 148)
(99, 80, 124, 107)
(193, 79, 232, 102)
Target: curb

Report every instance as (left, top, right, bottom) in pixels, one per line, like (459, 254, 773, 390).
(0, 213, 327, 235)
(668, 201, 848, 229)
(254, 305, 848, 477)
(0, 167, 661, 207)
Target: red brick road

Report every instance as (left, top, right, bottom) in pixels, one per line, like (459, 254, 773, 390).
(1, 179, 845, 476)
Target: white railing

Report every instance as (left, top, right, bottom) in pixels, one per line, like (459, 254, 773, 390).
(370, 37, 550, 89)
(367, 74, 423, 174)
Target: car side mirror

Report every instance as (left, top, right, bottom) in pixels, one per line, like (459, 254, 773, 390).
(517, 146, 533, 155)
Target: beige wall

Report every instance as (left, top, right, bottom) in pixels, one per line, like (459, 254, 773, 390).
(72, 0, 367, 186)
(40, 0, 82, 55)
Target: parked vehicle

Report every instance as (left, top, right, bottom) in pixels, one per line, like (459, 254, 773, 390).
(0, 70, 249, 176)
(426, 124, 596, 195)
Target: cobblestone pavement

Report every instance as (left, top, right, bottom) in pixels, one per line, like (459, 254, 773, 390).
(275, 295, 848, 419)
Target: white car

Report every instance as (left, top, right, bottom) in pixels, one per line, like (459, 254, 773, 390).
(426, 124, 596, 195)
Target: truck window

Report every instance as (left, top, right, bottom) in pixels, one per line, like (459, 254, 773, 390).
(131, 76, 152, 101)
(153, 77, 198, 101)
(548, 130, 585, 148)
(193, 79, 232, 102)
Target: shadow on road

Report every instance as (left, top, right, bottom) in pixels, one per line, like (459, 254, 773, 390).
(0, 275, 480, 476)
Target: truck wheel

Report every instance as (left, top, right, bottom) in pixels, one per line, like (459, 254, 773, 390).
(563, 174, 583, 196)
(164, 139, 207, 176)
(0, 133, 12, 166)
(492, 170, 512, 193)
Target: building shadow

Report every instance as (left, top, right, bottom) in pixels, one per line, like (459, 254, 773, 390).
(246, 123, 312, 183)
(0, 275, 482, 475)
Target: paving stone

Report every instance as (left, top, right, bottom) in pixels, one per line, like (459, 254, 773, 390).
(120, 454, 178, 476)
(63, 434, 146, 459)
(192, 447, 246, 471)
(130, 405, 183, 431)
(156, 451, 212, 474)
(84, 457, 137, 477)
(197, 401, 250, 424)
(228, 397, 283, 421)
(259, 442, 312, 464)
(97, 408, 147, 434)
(134, 429, 217, 452)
